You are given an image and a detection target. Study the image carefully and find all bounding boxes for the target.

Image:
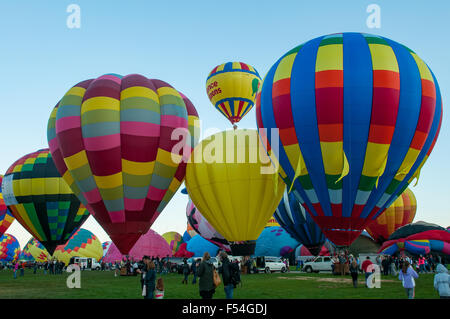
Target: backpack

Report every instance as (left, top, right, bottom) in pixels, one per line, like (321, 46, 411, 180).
(229, 262, 241, 287)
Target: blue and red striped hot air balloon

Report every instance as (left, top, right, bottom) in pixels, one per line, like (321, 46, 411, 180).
(256, 32, 442, 247)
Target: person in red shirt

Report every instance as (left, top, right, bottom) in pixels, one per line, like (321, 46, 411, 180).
(361, 257, 373, 287)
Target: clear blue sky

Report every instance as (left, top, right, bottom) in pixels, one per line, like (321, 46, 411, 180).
(1, 0, 449, 248)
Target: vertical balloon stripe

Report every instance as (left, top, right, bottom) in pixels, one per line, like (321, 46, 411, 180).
(315, 34, 344, 222)
(342, 33, 373, 218)
(290, 36, 331, 218)
(373, 71, 442, 217)
(357, 37, 423, 219)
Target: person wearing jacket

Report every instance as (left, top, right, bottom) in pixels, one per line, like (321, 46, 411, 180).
(191, 259, 199, 284)
(198, 252, 215, 299)
(398, 261, 419, 299)
(220, 252, 234, 299)
(143, 260, 156, 299)
(349, 259, 359, 288)
(182, 259, 190, 284)
(433, 263, 450, 299)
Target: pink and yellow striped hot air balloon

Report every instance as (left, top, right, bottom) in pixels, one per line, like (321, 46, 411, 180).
(47, 74, 200, 254)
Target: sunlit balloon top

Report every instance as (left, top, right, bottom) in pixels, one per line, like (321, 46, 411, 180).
(256, 32, 442, 247)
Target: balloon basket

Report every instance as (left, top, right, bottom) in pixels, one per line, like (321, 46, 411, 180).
(230, 241, 256, 256)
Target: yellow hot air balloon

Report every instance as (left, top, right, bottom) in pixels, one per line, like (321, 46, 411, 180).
(185, 129, 285, 255)
(206, 62, 261, 127)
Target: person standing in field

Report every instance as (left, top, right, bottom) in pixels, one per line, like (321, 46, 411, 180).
(433, 263, 450, 299)
(349, 259, 359, 288)
(143, 260, 156, 299)
(13, 262, 18, 279)
(191, 258, 199, 284)
(198, 252, 215, 299)
(361, 257, 373, 287)
(398, 261, 419, 299)
(182, 259, 190, 284)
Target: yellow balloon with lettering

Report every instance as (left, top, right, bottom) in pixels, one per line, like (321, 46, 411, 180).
(206, 62, 261, 125)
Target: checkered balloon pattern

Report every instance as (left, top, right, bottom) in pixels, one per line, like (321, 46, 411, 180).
(1, 149, 89, 255)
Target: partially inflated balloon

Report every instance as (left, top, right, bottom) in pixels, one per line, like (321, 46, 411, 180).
(47, 74, 200, 254)
(206, 62, 261, 125)
(162, 232, 183, 255)
(186, 199, 230, 252)
(0, 234, 20, 262)
(0, 175, 14, 237)
(2, 149, 89, 254)
(54, 228, 103, 265)
(257, 32, 442, 247)
(274, 190, 326, 256)
(25, 238, 50, 262)
(366, 188, 416, 243)
(185, 129, 286, 255)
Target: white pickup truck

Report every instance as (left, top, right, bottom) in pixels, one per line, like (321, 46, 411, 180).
(69, 257, 101, 270)
(303, 256, 333, 273)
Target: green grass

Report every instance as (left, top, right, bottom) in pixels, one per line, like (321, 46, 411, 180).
(0, 269, 441, 299)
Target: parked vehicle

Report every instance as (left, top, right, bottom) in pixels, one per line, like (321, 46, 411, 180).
(303, 256, 333, 273)
(256, 256, 287, 273)
(68, 257, 101, 270)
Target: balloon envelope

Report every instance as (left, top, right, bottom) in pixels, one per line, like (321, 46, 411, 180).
(185, 129, 286, 255)
(47, 74, 200, 254)
(186, 234, 219, 257)
(366, 188, 416, 243)
(26, 238, 50, 263)
(162, 231, 183, 255)
(54, 228, 103, 265)
(206, 62, 261, 125)
(274, 190, 326, 255)
(103, 229, 172, 262)
(256, 32, 442, 247)
(379, 221, 450, 255)
(253, 226, 299, 257)
(1, 149, 89, 255)
(186, 199, 230, 252)
(0, 233, 20, 262)
(0, 175, 14, 237)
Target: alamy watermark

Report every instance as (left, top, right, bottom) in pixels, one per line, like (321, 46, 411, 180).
(66, 264, 81, 288)
(366, 4, 381, 29)
(67, 4, 81, 29)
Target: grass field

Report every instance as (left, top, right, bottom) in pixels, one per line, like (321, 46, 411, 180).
(0, 268, 442, 299)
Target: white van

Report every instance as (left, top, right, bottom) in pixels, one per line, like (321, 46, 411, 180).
(303, 256, 333, 273)
(69, 257, 101, 270)
(256, 256, 287, 273)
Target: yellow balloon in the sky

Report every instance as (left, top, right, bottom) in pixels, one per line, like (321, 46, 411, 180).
(206, 62, 261, 126)
(185, 129, 286, 256)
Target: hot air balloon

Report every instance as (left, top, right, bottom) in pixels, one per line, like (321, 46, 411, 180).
(103, 229, 172, 263)
(162, 232, 183, 255)
(265, 217, 280, 228)
(186, 199, 231, 252)
(206, 62, 261, 127)
(1, 149, 89, 255)
(54, 228, 103, 265)
(366, 188, 416, 243)
(379, 221, 450, 256)
(254, 226, 299, 257)
(274, 190, 326, 255)
(185, 129, 286, 255)
(101, 241, 112, 262)
(47, 74, 200, 254)
(186, 234, 219, 257)
(0, 233, 20, 262)
(0, 175, 15, 237)
(256, 32, 442, 247)
(25, 238, 50, 263)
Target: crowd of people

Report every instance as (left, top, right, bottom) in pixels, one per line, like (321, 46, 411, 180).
(0, 259, 66, 277)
